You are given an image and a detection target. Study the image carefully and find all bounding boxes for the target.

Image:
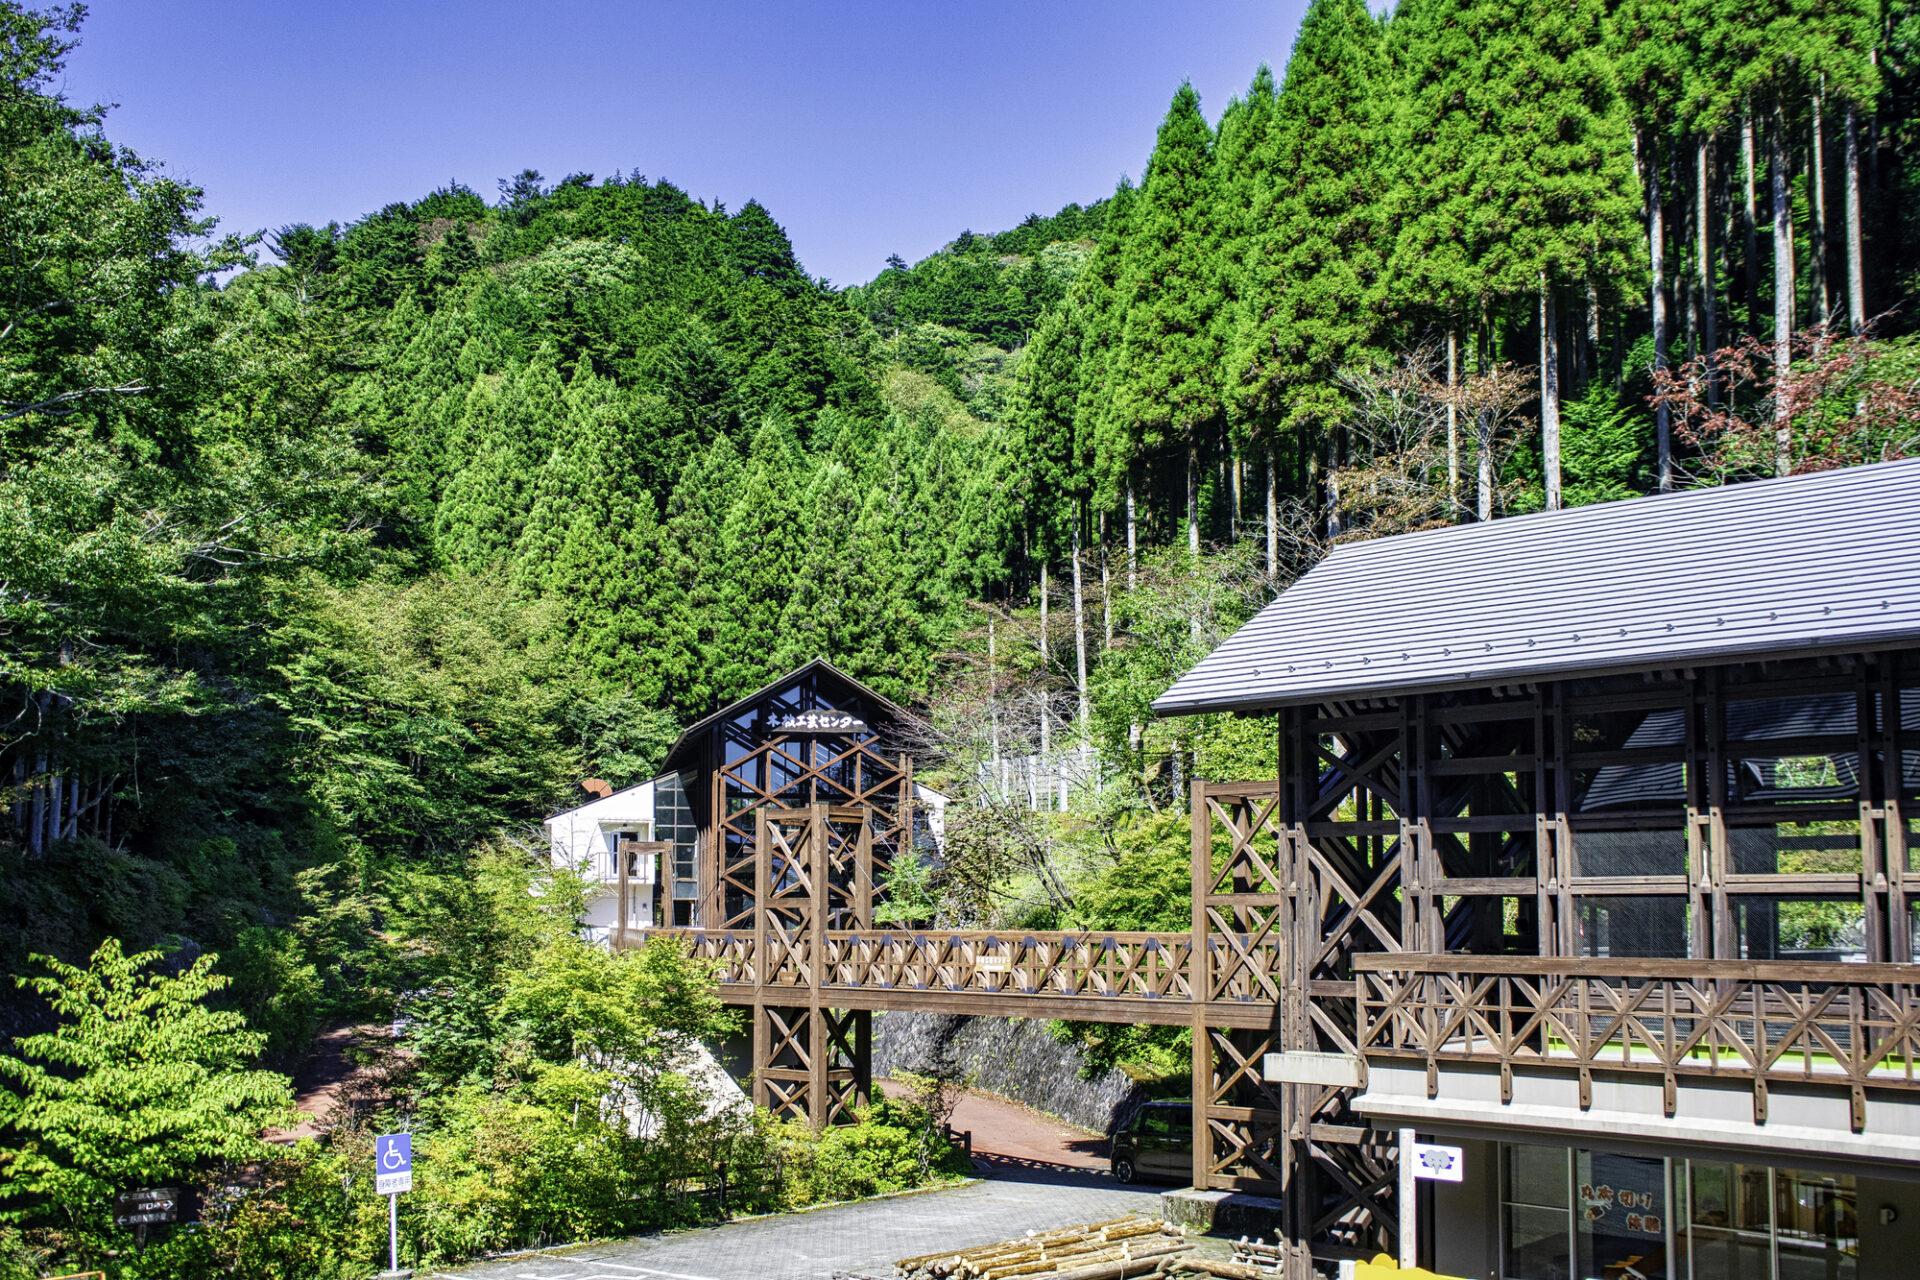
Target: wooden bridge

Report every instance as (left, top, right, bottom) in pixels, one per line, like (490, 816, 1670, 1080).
(611, 650, 1920, 1278)
(613, 784, 1316, 1224)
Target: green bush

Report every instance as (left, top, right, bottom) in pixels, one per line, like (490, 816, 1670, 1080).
(776, 1096, 971, 1207)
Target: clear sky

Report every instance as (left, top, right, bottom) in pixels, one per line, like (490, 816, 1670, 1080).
(55, 1, 1308, 287)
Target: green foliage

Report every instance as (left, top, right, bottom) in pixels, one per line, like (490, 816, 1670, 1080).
(1116, 84, 1226, 482)
(1069, 810, 1192, 933)
(1233, 0, 1388, 439)
(0, 940, 292, 1267)
(773, 1096, 971, 1207)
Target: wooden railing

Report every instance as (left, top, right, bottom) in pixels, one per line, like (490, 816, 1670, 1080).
(634, 927, 1285, 1013)
(1354, 955, 1920, 1112)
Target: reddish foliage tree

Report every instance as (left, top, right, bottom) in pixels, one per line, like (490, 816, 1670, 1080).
(1651, 319, 1920, 482)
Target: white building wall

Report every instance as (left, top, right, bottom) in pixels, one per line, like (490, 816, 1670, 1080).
(545, 781, 657, 944)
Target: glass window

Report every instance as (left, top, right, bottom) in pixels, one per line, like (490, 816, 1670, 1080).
(1682, 1163, 1857, 1280)
(1726, 819, 1864, 877)
(1575, 1151, 1668, 1280)
(1775, 1169, 1858, 1280)
(1503, 1144, 1572, 1279)
(1731, 896, 1867, 961)
(655, 772, 700, 926)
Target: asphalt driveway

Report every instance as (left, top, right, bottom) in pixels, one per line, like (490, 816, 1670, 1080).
(432, 1163, 1169, 1280)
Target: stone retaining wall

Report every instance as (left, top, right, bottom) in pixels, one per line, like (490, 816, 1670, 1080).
(872, 1011, 1146, 1135)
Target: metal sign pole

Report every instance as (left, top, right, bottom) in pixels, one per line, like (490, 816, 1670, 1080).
(373, 1131, 413, 1278)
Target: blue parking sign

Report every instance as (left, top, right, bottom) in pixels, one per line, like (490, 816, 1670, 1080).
(374, 1132, 412, 1195)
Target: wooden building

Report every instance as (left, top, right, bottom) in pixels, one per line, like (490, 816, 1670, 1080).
(1156, 458, 1920, 1279)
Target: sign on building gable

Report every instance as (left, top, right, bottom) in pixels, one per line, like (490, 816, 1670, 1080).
(772, 709, 867, 734)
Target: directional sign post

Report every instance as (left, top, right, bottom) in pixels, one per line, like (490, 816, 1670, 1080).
(374, 1132, 412, 1277)
(113, 1186, 181, 1253)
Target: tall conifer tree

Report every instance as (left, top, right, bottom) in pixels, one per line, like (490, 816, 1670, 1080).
(1115, 83, 1224, 553)
(1234, 0, 1388, 529)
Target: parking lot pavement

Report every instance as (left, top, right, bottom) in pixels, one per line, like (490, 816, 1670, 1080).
(431, 1165, 1168, 1280)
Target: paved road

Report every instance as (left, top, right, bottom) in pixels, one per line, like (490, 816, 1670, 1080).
(876, 1081, 1111, 1171)
(432, 1165, 1170, 1280)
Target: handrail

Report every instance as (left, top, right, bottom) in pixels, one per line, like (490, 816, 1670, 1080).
(1351, 952, 1920, 984)
(1355, 958, 1920, 1110)
(628, 925, 1287, 1005)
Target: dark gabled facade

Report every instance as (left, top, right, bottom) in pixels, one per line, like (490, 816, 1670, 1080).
(659, 657, 918, 931)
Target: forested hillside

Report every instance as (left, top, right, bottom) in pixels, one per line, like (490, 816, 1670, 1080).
(4, 0, 1920, 1269)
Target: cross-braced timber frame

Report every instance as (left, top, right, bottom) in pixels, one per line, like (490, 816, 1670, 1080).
(614, 650, 1919, 1275)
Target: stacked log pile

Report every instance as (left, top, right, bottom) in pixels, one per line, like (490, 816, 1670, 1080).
(1163, 1236, 1283, 1278)
(895, 1216, 1190, 1280)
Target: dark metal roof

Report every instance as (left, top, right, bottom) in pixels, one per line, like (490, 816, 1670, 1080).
(1153, 458, 1920, 716)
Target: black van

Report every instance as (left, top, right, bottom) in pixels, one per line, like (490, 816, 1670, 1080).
(1109, 1100, 1193, 1184)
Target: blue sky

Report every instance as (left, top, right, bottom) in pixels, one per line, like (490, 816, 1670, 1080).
(56, 1, 1307, 286)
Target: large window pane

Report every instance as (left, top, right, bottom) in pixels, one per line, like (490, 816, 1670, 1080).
(1507, 1143, 1570, 1208)
(1688, 1162, 1774, 1280)
(1504, 1205, 1572, 1279)
(1574, 1151, 1668, 1280)
(1775, 1170, 1857, 1280)
(1727, 819, 1864, 877)
(1732, 895, 1867, 961)
(1725, 694, 1859, 806)
(1503, 1144, 1571, 1280)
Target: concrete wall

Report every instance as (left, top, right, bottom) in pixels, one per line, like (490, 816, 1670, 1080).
(1857, 1174, 1920, 1280)
(872, 1011, 1147, 1135)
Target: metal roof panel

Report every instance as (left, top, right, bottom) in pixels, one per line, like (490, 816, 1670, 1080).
(1152, 458, 1920, 715)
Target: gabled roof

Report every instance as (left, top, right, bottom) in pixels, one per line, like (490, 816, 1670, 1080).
(661, 657, 911, 773)
(1153, 458, 1920, 716)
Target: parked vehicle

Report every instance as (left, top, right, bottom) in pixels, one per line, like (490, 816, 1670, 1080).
(1110, 1100, 1193, 1184)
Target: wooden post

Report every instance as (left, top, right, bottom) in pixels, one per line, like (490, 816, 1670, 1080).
(753, 807, 772, 1112)
(616, 836, 631, 950)
(1191, 777, 1211, 1191)
(809, 802, 829, 1129)
(1883, 658, 1911, 962)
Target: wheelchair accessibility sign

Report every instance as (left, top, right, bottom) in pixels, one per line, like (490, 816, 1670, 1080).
(374, 1132, 413, 1195)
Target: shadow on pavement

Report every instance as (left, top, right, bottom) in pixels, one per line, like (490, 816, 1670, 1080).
(970, 1152, 1164, 1191)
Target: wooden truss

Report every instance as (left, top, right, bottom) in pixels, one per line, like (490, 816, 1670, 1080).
(618, 649, 1916, 1276)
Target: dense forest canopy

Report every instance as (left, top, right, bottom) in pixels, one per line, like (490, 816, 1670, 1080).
(2, 0, 1920, 1270)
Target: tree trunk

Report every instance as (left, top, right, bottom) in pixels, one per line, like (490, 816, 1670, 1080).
(1070, 514, 1090, 765)
(1098, 512, 1112, 650)
(1446, 327, 1460, 514)
(1169, 736, 1185, 812)
(1186, 445, 1200, 555)
(1812, 89, 1829, 323)
(1847, 103, 1865, 332)
(1772, 107, 1794, 476)
(1325, 431, 1341, 540)
(1265, 450, 1279, 575)
(1125, 478, 1138, 590)
(1038, 560, 1050, 664)
(1586, 279, 1602, 390)
(1476, 414, 1494, 522)
(1036, 687, 1050, 812)
(1743, 106, 1759, 331)
(1698, 133, 1718, 406)
(1651, 154, 1673, 491)
(1231, 456, 1243, 539)
(987, 610, 1001, 800)
(1540, 282, 1562, 511)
